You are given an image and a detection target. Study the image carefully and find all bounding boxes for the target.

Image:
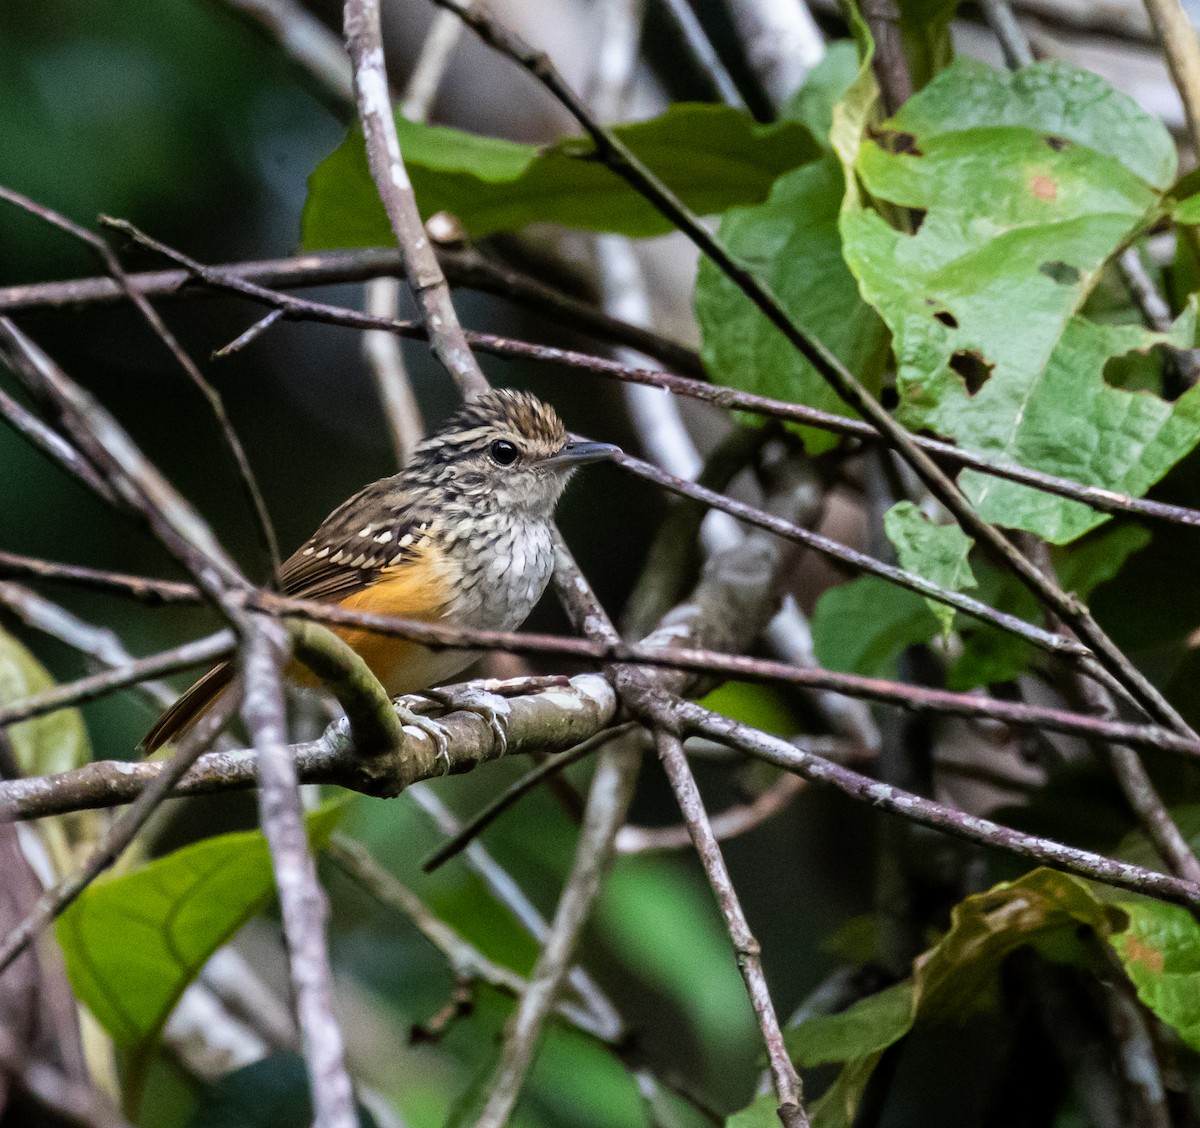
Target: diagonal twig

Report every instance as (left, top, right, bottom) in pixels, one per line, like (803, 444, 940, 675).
(69, 231, 1200, 534)
(0, 187, 281, 579)
(424, 0, 1194, 737)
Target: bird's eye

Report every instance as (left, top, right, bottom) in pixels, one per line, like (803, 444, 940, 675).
(489, 439, 519, 466)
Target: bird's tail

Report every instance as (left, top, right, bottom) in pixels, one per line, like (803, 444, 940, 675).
(141, 662, 234, 753)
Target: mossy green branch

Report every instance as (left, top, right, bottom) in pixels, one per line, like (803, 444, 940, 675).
(287, 619, 402, 757)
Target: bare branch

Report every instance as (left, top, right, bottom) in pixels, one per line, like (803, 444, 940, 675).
(343, 0, 488, 398)
(1143, 0, 1200, 152)
(241, 626, 357, 1128)
(0, 188, 281, 578)
(644, 726, 807, 1126)
(679, 699, 1200, 910)
(0, 688, 239, 975)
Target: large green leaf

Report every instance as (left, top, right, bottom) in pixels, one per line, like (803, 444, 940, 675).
(302, 103, 820, 245)
(841, 59, 1193, 543)
(57, 802, 347, 1081)
(947, 522, 1150, 690)
(694, 153, 889, 454)
(1111, 899, 1200, 1052)
(883, 501, 976, 635)
(783, 870, 1123, 1128)
(0, 624, 90, 777)
(811, 576, 939, 677)
(185, 1053, 380, 1128)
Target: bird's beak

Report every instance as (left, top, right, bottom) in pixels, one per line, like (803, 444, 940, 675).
(544, 438, 621, 469)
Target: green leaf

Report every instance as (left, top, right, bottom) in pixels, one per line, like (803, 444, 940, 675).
(792, 870, 1123, 1127)
(786, 981, 915, 1067)
(58, 802, 348, 1086)
(698, 680, 795, 736)
(185, 1053, 380, 1128)
(695, 154, 889, 454)
(892, 0, 961, 92)
(841, 59, 1192, 543)
(782, 41, 861, 144)
(811, 576, 939, 677)
(1110, 899, 1200, 1051)
(302, 103, 820, 245)
(727, 1094, 781, 1128)
(0, 624, 90, 777)
(956, 313, 1200, 543)
(883, 501, 976, 635)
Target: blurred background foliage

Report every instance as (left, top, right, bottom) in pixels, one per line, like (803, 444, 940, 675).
(0, 2, 870, 1125)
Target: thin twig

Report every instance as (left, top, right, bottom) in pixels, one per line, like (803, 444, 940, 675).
(0, 631, 232, 730)
(615, 772, 807, 853)
(363, 276, 424, 464)
(0, 582, 176, 709)
(78, 230, 1200, 534)
(426, 0, 1193, 735)
(324, 835, 606, 1035)
(660, 0, 747, 108)
(0, 187, 281, 579)
(404, 783, 623, 1039)
(343, 0, 489, 398)
(1143, 0, 1200, 153)
(677, 699, 1200, 910)
(643, 726, 807, 1126)
(241, 626, 357, 1128)
(0, 386, 118, 504)
(422, 722, 639, 872)
(0, 688, 239, 975)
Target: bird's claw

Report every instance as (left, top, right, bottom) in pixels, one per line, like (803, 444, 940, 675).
(395, 701, 453, 775)
(424, 685, 509, 757)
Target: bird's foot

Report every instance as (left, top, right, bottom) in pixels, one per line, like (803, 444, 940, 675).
(423, 684, 509, 758)
(394, 699, 453, 775)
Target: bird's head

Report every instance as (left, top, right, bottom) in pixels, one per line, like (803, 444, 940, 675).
(405, 389, 618, 520)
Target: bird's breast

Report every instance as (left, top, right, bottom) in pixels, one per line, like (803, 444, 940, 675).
(450, 517, 556, 632)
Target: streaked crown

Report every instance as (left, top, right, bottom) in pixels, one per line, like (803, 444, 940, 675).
(412, 388, 568, 471)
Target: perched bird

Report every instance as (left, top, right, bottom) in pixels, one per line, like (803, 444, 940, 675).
(142, 389, 618, 754)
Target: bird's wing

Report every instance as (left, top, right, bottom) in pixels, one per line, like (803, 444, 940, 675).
(280, 479, 431, 603)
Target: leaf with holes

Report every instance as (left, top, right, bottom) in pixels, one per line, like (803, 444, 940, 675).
(884, 501, 976, 635)
(841, 59, 1198, 543)
(302, 103, 820, 245)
